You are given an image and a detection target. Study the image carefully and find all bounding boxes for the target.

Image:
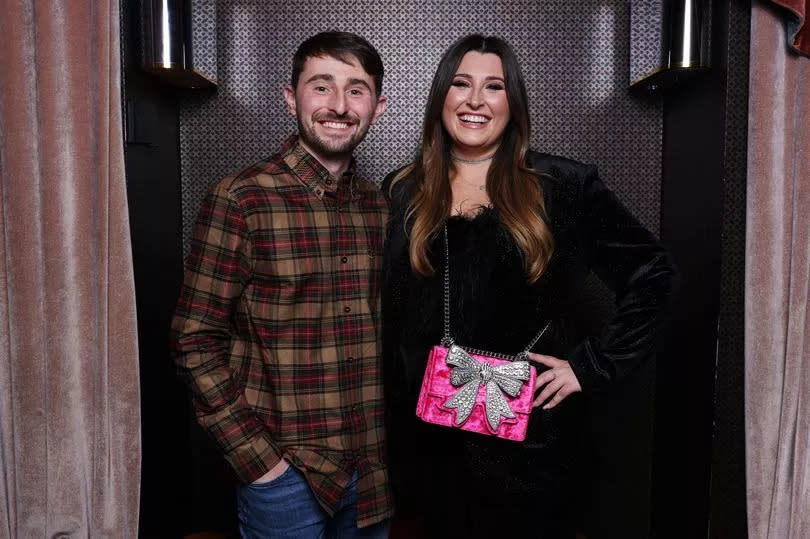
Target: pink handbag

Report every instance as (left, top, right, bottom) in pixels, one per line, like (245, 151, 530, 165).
(415, 225, 549, 442)
(416, 343, 539, 441)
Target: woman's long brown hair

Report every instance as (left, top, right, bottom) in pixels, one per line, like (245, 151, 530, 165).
(393, 35, 553, 283)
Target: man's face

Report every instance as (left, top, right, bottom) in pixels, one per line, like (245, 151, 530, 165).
(284, 54, 386, 161)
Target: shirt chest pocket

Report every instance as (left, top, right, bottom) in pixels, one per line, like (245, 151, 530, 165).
(248, 223, 329, 311)
(249, 203, 386, 303)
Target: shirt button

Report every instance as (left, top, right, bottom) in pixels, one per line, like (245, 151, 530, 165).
(347, 356, 354, 362)
(341, 256, 348, 263)
(344, 306, 351, 313)
(367, 249, 375, 257)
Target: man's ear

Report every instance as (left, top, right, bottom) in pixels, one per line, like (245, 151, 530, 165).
(370, 95, 388, 125)
(283, 84, 297, 116)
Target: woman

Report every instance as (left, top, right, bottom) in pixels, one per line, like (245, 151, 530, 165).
(381, 34, 675, 538)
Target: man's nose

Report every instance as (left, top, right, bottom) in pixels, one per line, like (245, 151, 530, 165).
(329, 91, 348, 115)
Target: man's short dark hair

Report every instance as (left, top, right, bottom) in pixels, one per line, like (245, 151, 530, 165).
(291, 31, 384, 96)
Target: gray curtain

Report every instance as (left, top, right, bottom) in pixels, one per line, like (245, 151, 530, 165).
(0, 0, 141, 536)
(745, 2, 810, 538)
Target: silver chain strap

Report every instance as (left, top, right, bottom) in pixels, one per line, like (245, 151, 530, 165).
(440, 224, 550, 361)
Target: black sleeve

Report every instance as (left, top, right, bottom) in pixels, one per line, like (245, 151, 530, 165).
(380, 167, 412, 405)
(381, 167, 407, 202)
(566, 165, 676, 393)
(380, 167, 418, 502)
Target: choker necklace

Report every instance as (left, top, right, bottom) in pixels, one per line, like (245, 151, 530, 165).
(450, 152, 495, 164)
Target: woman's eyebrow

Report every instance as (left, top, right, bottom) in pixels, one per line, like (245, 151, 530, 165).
(453, 73, 505, 82)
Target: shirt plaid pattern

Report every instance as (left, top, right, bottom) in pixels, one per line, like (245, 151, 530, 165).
(171, 135, 392, 527)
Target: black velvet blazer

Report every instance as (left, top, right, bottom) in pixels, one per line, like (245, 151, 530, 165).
(382, 151, 674, 398)
(380, 151, 676, 514)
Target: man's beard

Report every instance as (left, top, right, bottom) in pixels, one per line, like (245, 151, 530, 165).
(297, 114, 370, 158)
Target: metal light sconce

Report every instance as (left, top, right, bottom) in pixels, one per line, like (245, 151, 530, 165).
(141, 0, 217, 88)
(630, 0, 711, 92)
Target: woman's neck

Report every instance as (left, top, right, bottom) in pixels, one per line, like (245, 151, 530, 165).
(449, 145, 497, 164)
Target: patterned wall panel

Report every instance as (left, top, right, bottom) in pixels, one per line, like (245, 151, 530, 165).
(190, 0, 217, 82)
(711, 0, 750, 537)
(178, 0, 663, 253)
(630, 0, 665, 84)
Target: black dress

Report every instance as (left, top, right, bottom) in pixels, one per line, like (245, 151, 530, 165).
(381, 152, 675, 538)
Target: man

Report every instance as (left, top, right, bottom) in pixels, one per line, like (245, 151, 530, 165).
(172, 31, 391, 538)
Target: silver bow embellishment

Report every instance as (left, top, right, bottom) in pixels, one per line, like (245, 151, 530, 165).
(442, 345, 531, 432)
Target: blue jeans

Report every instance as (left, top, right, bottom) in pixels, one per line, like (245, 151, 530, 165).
(236, 466, 391, 538)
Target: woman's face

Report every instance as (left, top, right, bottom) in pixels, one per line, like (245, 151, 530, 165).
(441, 51, 511, 159)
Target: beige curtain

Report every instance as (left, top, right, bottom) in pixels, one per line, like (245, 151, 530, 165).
(746, 2, 810, 539)
(0, 1, 140, 536)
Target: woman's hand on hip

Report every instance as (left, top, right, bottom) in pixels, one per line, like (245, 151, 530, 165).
(528, 353, 582, 409)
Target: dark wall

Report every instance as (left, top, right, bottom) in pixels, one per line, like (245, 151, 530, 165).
(122, 1, 237, 536)
(657, 67, 724, 539)
(710, 0, 750, 537)
(122, 0, 186, 535)
(653, 1, 749, 538)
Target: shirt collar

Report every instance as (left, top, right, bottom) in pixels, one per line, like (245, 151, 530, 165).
(281, 135, 355, 200)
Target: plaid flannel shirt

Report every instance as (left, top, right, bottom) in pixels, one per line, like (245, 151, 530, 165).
(171, 135, 392, 527)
